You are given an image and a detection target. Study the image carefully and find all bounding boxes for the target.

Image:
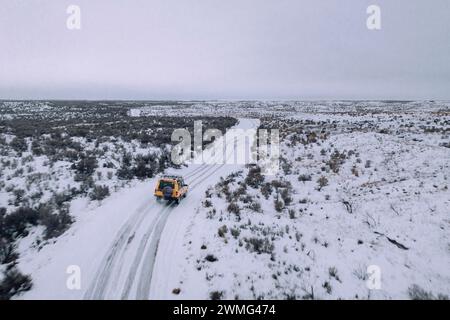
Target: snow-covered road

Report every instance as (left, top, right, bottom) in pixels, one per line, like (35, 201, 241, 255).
(18, 118, 259, 300)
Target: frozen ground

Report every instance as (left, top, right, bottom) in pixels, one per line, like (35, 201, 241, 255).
(169, 103, 449, 300)
(16, 118, 260, 299)
(0, 100, 448, 300)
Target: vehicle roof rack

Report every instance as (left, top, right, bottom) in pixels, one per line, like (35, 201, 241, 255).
(160, 175, 183, 180)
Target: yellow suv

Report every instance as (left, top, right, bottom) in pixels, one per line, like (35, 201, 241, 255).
(154, 175, 188, 204)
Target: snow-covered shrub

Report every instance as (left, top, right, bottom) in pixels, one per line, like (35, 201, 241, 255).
(326, 150, 347, 173)
(0, 266, 32, 300)
(89, 185, 110, 201)
(12, 189, 26, 207)
(217, 225, 228, 238)
(9, 137, 27, 154)
(0, 238, 18, 265)
(288, 209, 296, 219)
(206, 208, 216, 219)
(133, 154, 158, 179)
(298, 174, 312, 182)
(31, 139, 43, 156)
(317, 176, 328, 190)
(38, 205, 73, 239)
(209, 291, 223, 300)
(244, 237, 274, 255)
(203, 199, 213, 208)
(0, 210, 18, 265)
(240, 194, 252, 204)
(322, 281, 332, 294)
(280, 188, 293, 206)
(260, 182, 273, 199)
(247, 201, 261, 213)
(52, 191, 78, 208)
(351, 166, 359, 177)
(117, 156, 134, 179)
(274, 199, 284, 212)
(305, 131, 318, 144)
(73, 155, 98, 182)
(107, 171, 114, 180)
(2, 208, 39, 239)
(408, 284, 449, 300)
(328, 267, 340, 281)
(227, 202, 240, 215)
(244, 166, 264, 189)
(230, 227, 240, 239)
(205, 254, 218, 262)
(271, 179, 290, 189)
(280, 157, 292, 175)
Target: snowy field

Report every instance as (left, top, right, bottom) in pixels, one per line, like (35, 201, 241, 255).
(1, 100, 449, 300)
(167, 102, 450, 300)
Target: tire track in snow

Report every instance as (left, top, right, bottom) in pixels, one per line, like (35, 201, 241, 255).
(134, 163, 232, 299)
(84, 161, 219, 299)
(121, 125, 243, 298)
(146, 118, 260, 299)
(120, 202, 175, 299)
(123, 162, 229, 299)
(84, 197, 157, 299)
(85, 119, 259, 300)
(134, 119, 259, 299)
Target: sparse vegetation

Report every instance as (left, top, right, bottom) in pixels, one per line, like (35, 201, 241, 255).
(227, 202, 240, 215)
(0, 101, 239, 299)
(317, 176, 328, 190)
(244, 237, 274, 255)
(2, 101, 449, 300)
(0, 266, 33, 300)
(205, 254, 218, 262)
(408, 284, 449, 300)
(90, 185, 110, 201)
(245, 166, 264, 188)
(209, 290, 223, 300)
(218, 225, 228, 238)
(298, 174, 312, 182)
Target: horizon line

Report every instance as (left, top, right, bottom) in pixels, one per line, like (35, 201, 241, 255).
(1, 98, 448, 102)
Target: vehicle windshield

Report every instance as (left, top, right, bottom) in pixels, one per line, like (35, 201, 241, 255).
(158, 180, 174, 189)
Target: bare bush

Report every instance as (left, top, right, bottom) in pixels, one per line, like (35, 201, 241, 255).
(227, 202, 240, 215)
(260, 183, 273, 199)
(210, 291, 223, 300)
(245, 166, 264, 189)
(274, 199, 284, 212)
(218, 225, 228, 238)
(90, 185, 110, 201)
(317, 176, 329, 190)
(408, 284, 449, 300)
(0, 267, 33, 300)
(298, 174, 312, 182)
(244, 237, 274, 254)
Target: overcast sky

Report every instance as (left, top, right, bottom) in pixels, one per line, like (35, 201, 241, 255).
(0, 0, 449, 100)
